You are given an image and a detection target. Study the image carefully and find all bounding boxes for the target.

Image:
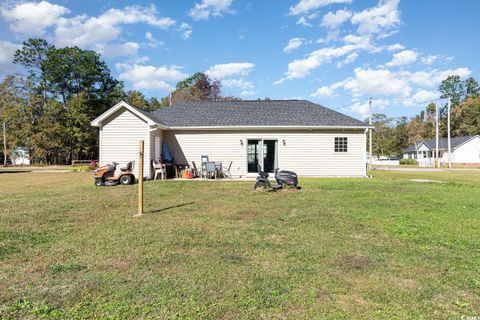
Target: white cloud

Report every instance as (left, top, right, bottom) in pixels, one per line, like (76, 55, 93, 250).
(99, 42, 140, 57)
(315, 67, 471, 110)
(276, 43, 362, 83)
(404, 89, 440, 106)
(339, 67, 412, 98)
(145, 32, 164, 48)
(0, 40, 21, 73)
(205, 62, 255, 79)
(311, 86, 336, 97)
(283, 38, 306, 53)
(116, 64, 187, 91)
(240, 90, 255, 96)
(179, 23, 193, 39)
(222, 78, 254, 90)
(188, 0, 235, 20)
(54, 5, 176, 50)
(406, 67, 471, 88)
(289, 0, 352, 16)
(386, 43, 405, 51)
(296, 16, 312, 27)
(321, 9, 351, 29)
(2, 2, 182, 57)
(337, 52, 358, 68)
(351, 0, 401, 36)
(1, 1, 70, 36)
(348, 98, 389, 116)
(421, 55, 438, 65)
(385, 50, 418, 67)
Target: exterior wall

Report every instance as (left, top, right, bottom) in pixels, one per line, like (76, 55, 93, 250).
(99, 107, 150, 178)
(452, 136, 480, 163)
(163, 129, 367, 177)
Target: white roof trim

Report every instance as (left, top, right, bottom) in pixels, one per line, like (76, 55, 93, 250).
(91, 101, 157, 127)
(167, 125, 373, 130)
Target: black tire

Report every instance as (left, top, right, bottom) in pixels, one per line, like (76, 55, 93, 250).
(120, 175, 132, 185)
(254, 180, 268, 191)
(94, 178, 104, 187)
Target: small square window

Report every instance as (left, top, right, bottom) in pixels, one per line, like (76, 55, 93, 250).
(334, 137, 348, 152)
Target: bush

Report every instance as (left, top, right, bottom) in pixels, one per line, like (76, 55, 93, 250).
(70, 165, 91, 172)
(400, 158, 417, 165)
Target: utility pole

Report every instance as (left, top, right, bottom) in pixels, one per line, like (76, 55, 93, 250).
(368, 97, 373, 170)
(447, 97, 452, 169)
(435, 103, 439, 168)
(3, 122, 6, 166)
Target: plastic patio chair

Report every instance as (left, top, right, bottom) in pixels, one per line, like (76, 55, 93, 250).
(222, 161, 233, 178)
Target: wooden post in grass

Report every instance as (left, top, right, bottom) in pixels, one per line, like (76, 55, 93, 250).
(137, 140, 144, 216)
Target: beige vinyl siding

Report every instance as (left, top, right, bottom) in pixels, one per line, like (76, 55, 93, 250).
(163, 129, 366, 177)
(100, 107, 150, 178)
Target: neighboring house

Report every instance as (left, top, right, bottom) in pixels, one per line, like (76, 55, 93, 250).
(11, 147, 30, 165)
(91, 100, 372, 178)
(403, 135, 480, 166)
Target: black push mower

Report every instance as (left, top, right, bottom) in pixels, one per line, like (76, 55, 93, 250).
(254, 165, 301, 191)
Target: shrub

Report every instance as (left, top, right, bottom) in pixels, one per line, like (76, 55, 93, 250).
(400, 158, 417, 165)
(70, 165, 91, 172)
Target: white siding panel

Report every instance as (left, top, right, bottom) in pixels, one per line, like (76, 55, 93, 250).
(100, 108, 150, 178)
(163, 129, 367, 177)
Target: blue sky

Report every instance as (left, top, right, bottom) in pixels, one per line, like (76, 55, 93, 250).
(0, 0, 478, 119)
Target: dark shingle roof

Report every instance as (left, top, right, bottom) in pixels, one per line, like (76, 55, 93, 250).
(149, 100, 368, 128)
(404, 136, 478, 152)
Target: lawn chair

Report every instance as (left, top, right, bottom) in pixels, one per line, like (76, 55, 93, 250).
(152, 160, 166, 180)
(222, 161, 233, 178)
(205, 161, 217, 179)
(215, 162, 222, 177)
(191, 161, 200, 178)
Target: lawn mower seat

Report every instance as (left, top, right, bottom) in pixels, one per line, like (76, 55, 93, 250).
(121, 161, 135, 172)
(257, 165, 269, 178)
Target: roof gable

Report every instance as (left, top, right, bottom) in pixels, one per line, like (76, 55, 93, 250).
(91, 101, 167, 127)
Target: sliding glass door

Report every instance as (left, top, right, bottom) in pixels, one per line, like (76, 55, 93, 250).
(247, 139, 278, 173)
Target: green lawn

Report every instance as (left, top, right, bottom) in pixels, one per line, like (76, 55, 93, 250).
(0, 170, 479, 319)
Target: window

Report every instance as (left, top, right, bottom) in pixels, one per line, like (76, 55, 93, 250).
(334, 137, 348, 153)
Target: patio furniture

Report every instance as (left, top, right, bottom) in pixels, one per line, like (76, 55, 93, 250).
(152, 160, 166, 180)
(191, 161, 200, 178)
(200, 155, 209, 179)
(222, 161, 233, 178)
(205, 161, 217, 179)
(215, 161, 222, 173)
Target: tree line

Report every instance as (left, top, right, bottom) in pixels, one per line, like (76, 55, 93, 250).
(370, 75, 480, 156)
(0, 38, 233, 164)
(1, 38, 479, 164)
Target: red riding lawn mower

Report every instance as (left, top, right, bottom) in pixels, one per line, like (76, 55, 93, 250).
(94, 161, 135, 186)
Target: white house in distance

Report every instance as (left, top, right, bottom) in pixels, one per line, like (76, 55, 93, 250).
(91, 100, 372, 178)
(402, 135, 480, 167)
(11, 147, 30, 165)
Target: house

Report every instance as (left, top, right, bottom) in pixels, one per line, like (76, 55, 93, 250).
(11, 147, 30, 165)
(403, 135, 480, 167)
(91, 100, 372, 178)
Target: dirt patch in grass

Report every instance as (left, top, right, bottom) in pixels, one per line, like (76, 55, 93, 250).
(332, 254, 373, 271)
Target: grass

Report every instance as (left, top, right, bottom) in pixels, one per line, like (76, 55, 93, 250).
(0, 170, 479, 319)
